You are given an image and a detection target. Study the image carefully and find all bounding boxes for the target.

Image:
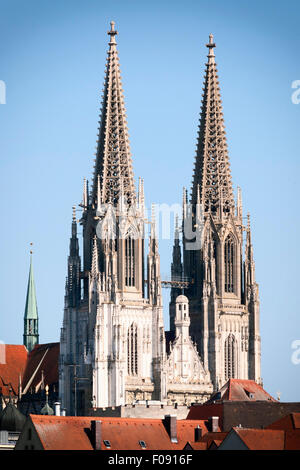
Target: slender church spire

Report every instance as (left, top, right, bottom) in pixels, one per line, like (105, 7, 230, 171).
(92, 21, 135, 207)
(191, 34, 234, 214)
(23, 246, 39, 352)
(67, 207, 81, 308)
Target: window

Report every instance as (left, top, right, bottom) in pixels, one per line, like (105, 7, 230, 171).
(103, 440, 111, 448)
(139, 440, 147, 449)
(224, 234, 234, 293)
(125, 236, 135, 287)
(224, 334, 237, 380)
(127, 323, 138, 375)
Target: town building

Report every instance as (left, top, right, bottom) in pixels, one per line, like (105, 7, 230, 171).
(15, 413, 219, 450)
(187, 379, 300, 431)
(0, 398, 26, 450)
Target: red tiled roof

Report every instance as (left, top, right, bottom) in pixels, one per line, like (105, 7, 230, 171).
(184, 441, 207, 450)
(199, 431, 227, 445)
(28, 415, 216, 451)
(217, 379, 276, 402)
(208, 439, 223, 449)
(175, 419, 214, 448)
(30, 415, 93, 450)
(266, 413, 300, 449)
(185, 432, 228, 450)
(285, 430, 300, 450)
(187, 402, 223, 422)
(22, 343, 59, 393)
(0, 345, 28, 397)
(267, 413, 300, 431)
(234, 428, 285, 450)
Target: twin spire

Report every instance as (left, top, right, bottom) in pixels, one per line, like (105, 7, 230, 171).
(191, 33, 234, 214)
(92, 21, 135, 208)
(93, 23, 234, 217)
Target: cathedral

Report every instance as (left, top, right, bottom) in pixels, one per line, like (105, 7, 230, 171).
(59, 23, 261, 416)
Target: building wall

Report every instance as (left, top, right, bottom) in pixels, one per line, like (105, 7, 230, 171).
(89, 403, 190, 420)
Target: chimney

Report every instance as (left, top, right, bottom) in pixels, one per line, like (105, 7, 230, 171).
(91, 420, 102, 451)
(194, 425, 203, 442)
(61, 408, 66, 416)
(163, 415, 177, 443)
(54, 402, 61, 416)
(208, 416, 219, 433)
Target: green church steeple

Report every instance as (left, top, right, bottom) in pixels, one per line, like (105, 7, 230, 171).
(23, 248, 39, 352)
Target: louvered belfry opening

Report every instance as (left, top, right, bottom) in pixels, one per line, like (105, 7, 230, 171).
(125, 236, 135, 287)
(224, 234, 235, 293)
(225, 334, 237, 380)
(127, 323, 138, 376)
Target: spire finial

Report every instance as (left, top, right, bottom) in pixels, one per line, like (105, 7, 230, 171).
(72, 205, 76, 222)
(108, 21, 118, 46)
(206, 33, 216, 61)
(30, 242, 33, 255)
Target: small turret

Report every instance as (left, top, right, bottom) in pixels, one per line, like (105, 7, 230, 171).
(175, 295, 190, 340)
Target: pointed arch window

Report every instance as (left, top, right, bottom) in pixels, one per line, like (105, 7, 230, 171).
(125, 236, 135, 287)
(127, 323, 138, 376)
(224, 234, 235, 293)
(224, 334, 237, 380)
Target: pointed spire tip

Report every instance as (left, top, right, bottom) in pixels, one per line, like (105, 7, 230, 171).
(108, 20, 118, 44)
(206, 33, 216, 60)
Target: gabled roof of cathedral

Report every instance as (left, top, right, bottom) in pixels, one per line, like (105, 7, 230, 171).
(92, 21, 135, 207)
(24, 254, 38, 320)
(191, 34, 234, 214)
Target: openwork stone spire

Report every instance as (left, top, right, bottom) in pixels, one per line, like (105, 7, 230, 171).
(191, 34, 234, 214)
(93, 21, 135, 207)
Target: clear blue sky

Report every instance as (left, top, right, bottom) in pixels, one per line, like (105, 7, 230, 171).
(0, 0, 299, 401)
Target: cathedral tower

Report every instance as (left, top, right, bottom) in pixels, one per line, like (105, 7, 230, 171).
(169, 35, 261, 390)
(59, 22, 166, 415)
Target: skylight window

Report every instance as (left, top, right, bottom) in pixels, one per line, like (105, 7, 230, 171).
(139, 440, 147, 449)
(103, 440, 111, 448)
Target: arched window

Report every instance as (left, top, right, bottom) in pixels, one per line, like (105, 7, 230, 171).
(127, 323, 138, 375)
(224, 334, 237, 380)
(224, 234, 235, 293)
(125, 236, 135, 287)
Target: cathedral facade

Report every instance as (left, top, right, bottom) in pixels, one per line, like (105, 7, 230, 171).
(59, 23, 261, 416)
